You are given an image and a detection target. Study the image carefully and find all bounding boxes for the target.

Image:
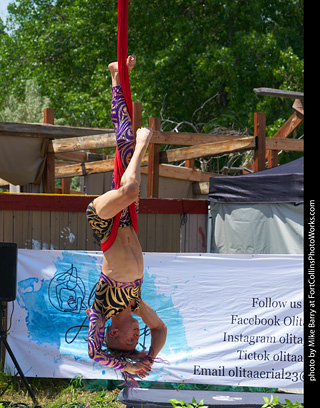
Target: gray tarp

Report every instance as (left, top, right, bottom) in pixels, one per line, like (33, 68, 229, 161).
(208, 158, 304, 254)
(0, 135, 46, 185)
(208, 157, 303, 204)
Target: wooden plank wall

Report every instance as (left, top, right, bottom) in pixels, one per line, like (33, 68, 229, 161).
(0, 210, 183, 252)
(0, 210, 93, 251)
(0, 195, 207, 253)
(180, 213, 208, 252)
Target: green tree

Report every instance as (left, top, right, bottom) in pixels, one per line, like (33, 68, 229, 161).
(0, 78, 60, 123)
(1, 0, 304, 148)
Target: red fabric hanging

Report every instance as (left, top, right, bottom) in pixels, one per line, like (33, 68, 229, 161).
(100, 0, 138, 253)
(117, 0, 133, 119)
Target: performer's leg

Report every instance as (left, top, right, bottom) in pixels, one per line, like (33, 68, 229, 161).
(94, 127, 152, 220)
(94, 56, 152, 220)
(110, 81, 135, 179)
(109, 55, 136, 174)
(108, 55, 136, 88)
(109, 57, 140, 222)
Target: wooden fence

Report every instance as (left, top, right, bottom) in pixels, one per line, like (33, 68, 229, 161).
(0, 194, 208, 253)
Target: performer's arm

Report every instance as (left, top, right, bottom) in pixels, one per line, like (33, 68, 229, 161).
(134, 300, 167, 361)
(87, 308, 126, 370)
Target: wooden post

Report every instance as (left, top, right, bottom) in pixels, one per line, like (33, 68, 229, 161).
(253, 112, 266, 172)
(44, 107, 54, 125)
(132, 102, 142, 139)
(185, 159, 195, 169)
(61, 178, 71, 194)
(43, 108, 56, 193)
(266, 149, 278, 169)
(147, 117, 161, 198)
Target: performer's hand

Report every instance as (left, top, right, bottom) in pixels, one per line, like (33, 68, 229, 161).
(124, 362, 151, 378)
(136, 127, 153, 149)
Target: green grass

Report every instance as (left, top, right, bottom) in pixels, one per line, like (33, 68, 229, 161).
(0, 374, 125, 408)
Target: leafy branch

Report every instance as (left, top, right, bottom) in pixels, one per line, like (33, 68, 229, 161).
(169, 397, 208, 408)
(262, 395, 303, 408)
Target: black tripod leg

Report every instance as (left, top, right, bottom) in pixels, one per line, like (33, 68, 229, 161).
(3, 338, 40, 407)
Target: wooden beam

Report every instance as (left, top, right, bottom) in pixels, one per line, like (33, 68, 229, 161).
(141, 164, 214, 182)
(48, 131, 246, 154)
(0, 121, 244, 145)
(292, 98, 304, 115)
(193, 181, 209, 196)
(0, 193, 208, 214)
(147, 118, 161, 198)
(55, 158, 116, 178)
(18, 134, 304, 183)
(55, 151, 107, 162)
(253, 88, 304, 99)
(151, 131, 243, 146)
(159, 136, 256, 164)
(272, 111, 304, 139)
(252, 113, 266, 172)
(1, 120, 253, 149)
(48, 133, 117, 153)
(0, 121, 115, 139)
(266, 110, 304, 168)
(55, 159, 215, 183)
(265, 138, 304, 152)
(55, 137, 256, 179)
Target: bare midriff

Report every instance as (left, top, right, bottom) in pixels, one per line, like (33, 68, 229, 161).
(101, 225, 144, 283)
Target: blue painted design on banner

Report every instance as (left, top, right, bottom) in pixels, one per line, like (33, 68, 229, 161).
(16, 251, 193, 379)
(17, 277, 51, 346)
(52, 251, 101, 360)
(17, 251, 101, 363)
(141, 267, 193, 381)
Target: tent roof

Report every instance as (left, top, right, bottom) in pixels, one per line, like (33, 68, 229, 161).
(208, 157, 304, 204)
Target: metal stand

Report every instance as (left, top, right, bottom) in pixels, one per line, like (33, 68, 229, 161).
(0, 301, 40, 407)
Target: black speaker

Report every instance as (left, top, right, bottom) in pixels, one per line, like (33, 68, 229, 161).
(0, 242, 17, 301)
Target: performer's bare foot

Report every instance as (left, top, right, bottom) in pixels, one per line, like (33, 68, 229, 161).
(126, 55, 136, 71)
(108, 55, 136, 87)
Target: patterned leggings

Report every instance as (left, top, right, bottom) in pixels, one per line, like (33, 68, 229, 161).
(111, 84, 139, 223)
(86, 84, 140, 242)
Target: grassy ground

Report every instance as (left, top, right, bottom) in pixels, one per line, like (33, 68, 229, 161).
(0, 375, 125, 408)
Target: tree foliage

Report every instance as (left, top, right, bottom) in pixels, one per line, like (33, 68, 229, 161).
(0, 0, 304, 142)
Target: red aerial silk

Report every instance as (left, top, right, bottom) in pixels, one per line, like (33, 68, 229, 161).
(100, 0, 138, 253)
(117, 0, 133, 119)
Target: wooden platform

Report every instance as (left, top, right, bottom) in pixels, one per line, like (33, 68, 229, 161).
(118, 388, 304, 408)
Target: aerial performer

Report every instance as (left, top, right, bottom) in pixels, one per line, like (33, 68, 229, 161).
(85, 1, 167, 384)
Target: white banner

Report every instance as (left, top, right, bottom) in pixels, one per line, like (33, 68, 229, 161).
(6, 250, 303, 388)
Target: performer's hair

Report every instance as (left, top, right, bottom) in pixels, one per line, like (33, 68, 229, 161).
(103, 343, 154, 387)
